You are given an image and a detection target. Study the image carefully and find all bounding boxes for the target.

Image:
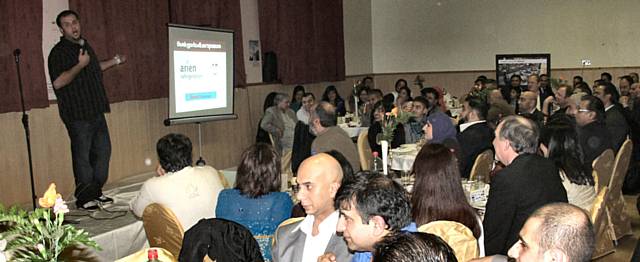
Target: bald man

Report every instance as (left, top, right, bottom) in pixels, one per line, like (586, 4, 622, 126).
(272, 154, 352, 262)
(518, 91, 545, 128)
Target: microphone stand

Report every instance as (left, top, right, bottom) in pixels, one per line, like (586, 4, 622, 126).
(14, 49, 37, 210)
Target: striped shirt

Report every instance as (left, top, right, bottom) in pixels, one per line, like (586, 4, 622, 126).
(48, 37, 110, 123)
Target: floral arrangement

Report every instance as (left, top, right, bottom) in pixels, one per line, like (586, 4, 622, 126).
(379, 110, 413, 143)
(0, 183, 99, 262)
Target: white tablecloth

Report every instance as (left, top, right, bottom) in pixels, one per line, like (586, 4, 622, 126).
(339, 124, 368, 138)
(390, 150, 418, 171)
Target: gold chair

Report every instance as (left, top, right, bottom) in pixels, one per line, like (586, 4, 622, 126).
(217, 170, 231, 189)
(590, 188, 615, 259)
(272, 217, 305, 246)
(606, 139, 633, 240)
(142, 203, 185, 258)
(115, 247, 177, 262)
(357, 131, 372, 170)
(592, 149, 615, 194)
(417, 221, 479, 262)
(469, 149, 493, 184)
(280, 150, 293, 191)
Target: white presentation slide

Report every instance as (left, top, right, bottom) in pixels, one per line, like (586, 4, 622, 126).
(174, 50, 227, 113)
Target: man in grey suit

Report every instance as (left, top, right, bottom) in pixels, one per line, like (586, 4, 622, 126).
(272, 153, 352, 262)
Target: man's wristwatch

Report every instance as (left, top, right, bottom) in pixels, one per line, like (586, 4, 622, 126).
(114, 55, 122, 65)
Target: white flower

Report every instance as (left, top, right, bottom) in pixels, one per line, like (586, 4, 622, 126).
(36, 243, 45, 253)
(0, 252, 6, 262)
(53, 197, 69, 215)
(0, 239, 5, 262)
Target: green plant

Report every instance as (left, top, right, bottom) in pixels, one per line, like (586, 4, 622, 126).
(379, 110, 413, 142)
(0, 184, 99, 262)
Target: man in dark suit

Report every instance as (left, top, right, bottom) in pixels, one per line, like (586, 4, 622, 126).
(594, 82, 629, 151)
(518, 91, 545, 128)
(457, 97, 494, 179)
(272, 154, 352, 262)
(484, 116, 568, 256)
(573, 95, 613, 173)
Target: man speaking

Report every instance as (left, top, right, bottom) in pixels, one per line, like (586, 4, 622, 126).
(48, 10, 127, 210)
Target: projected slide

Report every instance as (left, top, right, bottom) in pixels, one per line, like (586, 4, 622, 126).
(174, 47, 227, 113)
(167, 25, 235, 125)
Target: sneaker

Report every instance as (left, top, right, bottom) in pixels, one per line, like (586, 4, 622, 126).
(97, 194, 114, 204)
(78, 200, 99, 210)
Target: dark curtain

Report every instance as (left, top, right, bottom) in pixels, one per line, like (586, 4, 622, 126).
(170, 0, 246, 87)
(258, 0, 345, 85)
(0, 1, 49, 113)
(69, 0, 170, 103)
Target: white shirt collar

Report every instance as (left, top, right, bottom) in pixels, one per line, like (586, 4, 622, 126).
(459, 120, 486, 133)
(294, 210, 340, 234)
(605, 104, 614, 112)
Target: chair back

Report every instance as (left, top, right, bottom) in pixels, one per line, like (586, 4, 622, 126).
(217, 170, 231, 189)
(469, 149, 493, 184)
(417, 221, 479, 262)
(606, 139, 633, 240)
(142, 203, 185, 258)
(590, 188, 615, 259)
(357, 131, 373, 170)
(592, 149, 615, 193)
(115, 247, 177, 262)
(280, 150, 293, 191)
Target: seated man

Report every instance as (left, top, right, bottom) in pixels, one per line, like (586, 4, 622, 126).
(484, 116, 567, 255)
(404, 96, 429, 144)
(130, 133, 224, 231)
(457, 96, 494, 179)
(297, 92, 316, 125)
(518, 91, 545, 128)
(571, 95, 613, 172)
(594, 82, 629, 151)
(272, 153, 352, 262)
(319, 172, 414, 262)
(310, 102, 361, 171)
(472, 203, 595, 262)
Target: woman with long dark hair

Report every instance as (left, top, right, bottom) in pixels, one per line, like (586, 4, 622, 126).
(367, 101, 405, 154)
(540, 116, 595, 211)
(216, 143, 293, 261)
(411, 144, 483, 253)
(322, 85, 346, 116)
(290, 85, 305, 112)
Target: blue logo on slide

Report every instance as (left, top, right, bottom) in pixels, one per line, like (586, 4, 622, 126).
(186, 92, 217, 101)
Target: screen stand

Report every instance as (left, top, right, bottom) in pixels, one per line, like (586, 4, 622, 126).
(195, 122, 206, 166)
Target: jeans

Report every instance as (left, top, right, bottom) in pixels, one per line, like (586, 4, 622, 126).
(64, 114, 111, 206)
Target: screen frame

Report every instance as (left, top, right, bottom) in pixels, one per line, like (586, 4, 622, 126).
(495, 53, 551, 89)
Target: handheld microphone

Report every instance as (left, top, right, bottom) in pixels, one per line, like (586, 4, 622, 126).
(78, 39, 85, 52)
(13, 49, 20, 63)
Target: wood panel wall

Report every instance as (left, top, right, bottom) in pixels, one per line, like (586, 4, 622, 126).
(1, 67, 637, 207)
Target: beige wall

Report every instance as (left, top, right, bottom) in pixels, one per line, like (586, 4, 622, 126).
(343, 0, 373, 76)
(370, 0, 640, 73)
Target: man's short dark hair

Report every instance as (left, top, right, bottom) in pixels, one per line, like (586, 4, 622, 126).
(620, 75, 635, 84)
(314, 101, 337, 127)
(56, 10, 79, 28)
(413, 96, 429, 109)
(302, 92, 315, 100)
(465, 96, 488, 120)
(575, 82, 592, 95)
(510, 74, 522, 81)
(235, 143, 281, 198)
(373, 232, 457, 262)
(573, 75, 584, 83)
(420, 87, 440, 100)
(581, 95, 605, 123)
(601, 72, 612, 82)
(598, 82, 621, 104)
(531, 203, 595, 262)
(498, 116, 539, 154)
(335, 172, 411, 231)
(157, 133, 193, 172)
(369, 89, 383, 98)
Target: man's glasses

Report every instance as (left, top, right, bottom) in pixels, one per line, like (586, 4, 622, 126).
(577, 109, 590, 113)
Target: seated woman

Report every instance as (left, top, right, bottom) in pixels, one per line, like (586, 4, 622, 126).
(290, 85, 305, 112)
(322, 85, 347, 116)
(540, 116, 595, 211)
(368, 101, 406, 154)
(422, 108, 457, 145)
(411, 143, 484, 256)
(260, 93, 298, 154)
(215, 143, 293, 261)
(130, 133, 224, 231)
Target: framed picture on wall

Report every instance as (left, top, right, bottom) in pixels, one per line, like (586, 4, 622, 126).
(495, 53, 550, 88)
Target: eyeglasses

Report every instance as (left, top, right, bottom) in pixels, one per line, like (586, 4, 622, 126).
(577, 109, 590, 113)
